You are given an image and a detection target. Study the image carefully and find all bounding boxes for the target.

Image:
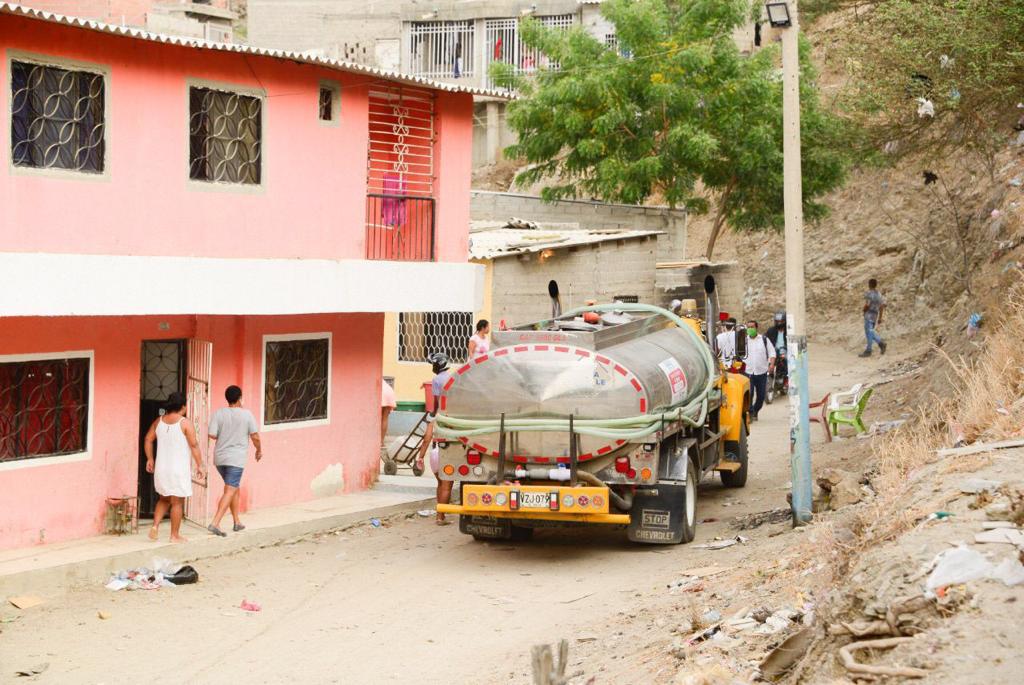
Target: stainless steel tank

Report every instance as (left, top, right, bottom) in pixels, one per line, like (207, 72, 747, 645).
(442, 312, 713, 459)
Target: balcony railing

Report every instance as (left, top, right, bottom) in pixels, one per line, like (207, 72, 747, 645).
(365, 193, 436, 261)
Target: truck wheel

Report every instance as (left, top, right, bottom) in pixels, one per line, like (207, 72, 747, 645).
(721, 421, 749, 488)
(680, 458, 698, 543)
(383, 459, 398, 476)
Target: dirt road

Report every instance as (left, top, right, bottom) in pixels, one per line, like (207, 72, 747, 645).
(0, 345, 895, 684)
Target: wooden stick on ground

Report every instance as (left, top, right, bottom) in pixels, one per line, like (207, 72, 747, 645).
(838, 637, 928, 678)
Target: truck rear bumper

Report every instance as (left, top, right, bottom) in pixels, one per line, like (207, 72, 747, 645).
(437, 504, 630, 525)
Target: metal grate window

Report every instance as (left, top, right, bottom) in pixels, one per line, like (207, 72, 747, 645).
(398, 312, 473, 363)
(141, 341, 184, 401)
(409, 20, 475, 80)
(0, 357, 90, 462)
(614, 295, 639, 303)
(189, 86, 262, 185)
(264, 338, 329, 425)
(10, 60, 105, 173)
(367, 85, 435, 197)
(485, 15, 574, 87)
(319, 86, 334, 121)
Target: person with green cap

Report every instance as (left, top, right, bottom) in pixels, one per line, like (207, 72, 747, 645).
(742, 320, 776, 421)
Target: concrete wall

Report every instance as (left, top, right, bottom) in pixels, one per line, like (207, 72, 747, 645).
(657, 262, 745, 322)
(471, 191, 688, 261)
(0, 312, 382, 551)
(491, 235, 660, 328)
(15, 0, 232, 28)
(0, 14, 474, 264)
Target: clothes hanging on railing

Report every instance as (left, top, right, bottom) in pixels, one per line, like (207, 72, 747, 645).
(381, 172, 407, 227)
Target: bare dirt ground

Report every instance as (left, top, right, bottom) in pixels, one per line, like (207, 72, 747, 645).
(0, 345, 906, 685)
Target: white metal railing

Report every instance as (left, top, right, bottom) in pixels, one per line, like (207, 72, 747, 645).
(408, 20, 475, 80)
(484, 14, 574, 87)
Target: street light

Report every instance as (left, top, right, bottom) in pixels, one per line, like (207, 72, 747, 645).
(766, 0, 813, 526)
(765, 2, 792, 27)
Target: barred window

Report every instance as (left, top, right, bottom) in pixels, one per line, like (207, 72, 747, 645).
(264, 337, 329, 425)
(10, 60, 105, 173)
(189, 86, 262, 185)
(318, 87, 333, 121)
(0, 356, 90, 462)
(398, 312, 473, 363)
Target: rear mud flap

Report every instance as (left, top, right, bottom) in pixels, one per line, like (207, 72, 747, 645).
(627, 483, 687, 544)
(459, 515, 512, 540)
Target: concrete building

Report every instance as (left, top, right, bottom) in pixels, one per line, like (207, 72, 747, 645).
(0, 3, 494, 551)
(381, 191, 742, 403)
(248, 0, 765, 166)
(13, 0, 237, 40)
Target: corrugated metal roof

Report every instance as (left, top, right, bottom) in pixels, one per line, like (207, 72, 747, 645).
(469, 222, 662, 260)
(0, 3, 513, 99)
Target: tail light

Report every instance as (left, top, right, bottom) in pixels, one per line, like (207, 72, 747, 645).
(457, 465, 470, 476)
(615, 457, 630, 473)
(626, 468, 637, 479)
(466, 450, 482, 465)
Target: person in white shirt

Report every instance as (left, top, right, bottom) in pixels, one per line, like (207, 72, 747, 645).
(716, 318, 737, 364)
(467, 319, 490, 358)
(743, 320, 776, 421)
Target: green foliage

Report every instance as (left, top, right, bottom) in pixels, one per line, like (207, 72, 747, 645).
(839, 0, 1024, 166)
(494, 0, 850, 256)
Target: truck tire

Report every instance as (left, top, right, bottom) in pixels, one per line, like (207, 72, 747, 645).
(680, 457, 698, 543)
(721, 421, 749, 488)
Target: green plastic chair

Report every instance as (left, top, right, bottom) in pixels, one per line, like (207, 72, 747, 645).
(828, 386, 873, 437)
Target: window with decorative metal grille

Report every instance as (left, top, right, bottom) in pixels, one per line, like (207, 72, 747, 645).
(263, 337, 329, 425)
(188, 86, 262, 185)
(10, 60, 105, 173)
(365, 85, 437, 260)
(484, 15, 574, 87)
(319, 87, 333, 121)
(408, 20, 475, 80)
(398, 312, 473, 363)
(614, 295, 640, 303)
(0, 356, 90, 462)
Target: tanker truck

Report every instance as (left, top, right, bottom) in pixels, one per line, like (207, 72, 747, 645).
(433, 289, 752, 545)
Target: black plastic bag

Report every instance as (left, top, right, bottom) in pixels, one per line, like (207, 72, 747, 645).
(166, 565, 199, 585)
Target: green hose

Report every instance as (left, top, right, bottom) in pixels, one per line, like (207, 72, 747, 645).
(435, 303, 717, 442)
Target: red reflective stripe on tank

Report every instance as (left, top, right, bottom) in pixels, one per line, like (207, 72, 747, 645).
(630, 378, 642, 392)
(556, 457, 570, 464)
(494, 348, 509, 357)
(439, 396, 447, 410)
(615, 439, 625, 446)
(459, 437, 469, 444)
(534, 456, 550, 463)
(514, 346, 529, 353)
(534, 345, 549, 352)
(512, 456, 527, 464)
(457, 364, 471, 375)
(474, 355, 489, 364)
(575, 349, 591, 357)
(491, 451, 500, 457)
(614, 364, 627, 376)
(639, 398, 647, 412)
(472, 443, 489, 454)
(554, 346, 570, 353)
(579, 452, 593, 460)
(596, 446, 612, 455)
(443, 378, 455, 391)
(596, 355, 611, 365)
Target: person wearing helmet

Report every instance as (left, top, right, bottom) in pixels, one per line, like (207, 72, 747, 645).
(418, 352, 454, 525)
(769, 312, 788, 390)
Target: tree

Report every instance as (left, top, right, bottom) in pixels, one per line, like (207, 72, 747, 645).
(493, 0, 850, 258)
(837, 0, 1024, 173)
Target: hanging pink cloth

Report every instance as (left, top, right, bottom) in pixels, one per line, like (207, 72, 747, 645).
(381, 172, 407, 227)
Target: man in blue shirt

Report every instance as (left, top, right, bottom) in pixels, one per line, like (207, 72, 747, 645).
(859, 279, 888, 357)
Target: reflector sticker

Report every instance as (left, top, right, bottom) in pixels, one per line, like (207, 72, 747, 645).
(658, 357, 688, 404)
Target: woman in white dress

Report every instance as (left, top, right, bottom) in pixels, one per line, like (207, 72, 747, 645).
(467, 319, 490, 358)
(144, 392, 204, 543)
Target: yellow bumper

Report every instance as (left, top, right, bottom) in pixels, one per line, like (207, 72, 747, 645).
(439, 484, 631, 525)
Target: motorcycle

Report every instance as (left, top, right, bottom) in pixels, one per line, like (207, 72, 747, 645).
(764, 350, 788, 404)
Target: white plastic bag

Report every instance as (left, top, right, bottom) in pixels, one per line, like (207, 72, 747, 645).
(990, 558, 1024, 587)
(926, 546, 992, 590)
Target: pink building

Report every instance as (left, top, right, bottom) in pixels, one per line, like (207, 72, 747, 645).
(0, 4, 490, 551)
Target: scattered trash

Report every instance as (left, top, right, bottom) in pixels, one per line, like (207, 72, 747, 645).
(417, 510, 433, 517)
(370, 518, 382, 528)
(915, 97, 935, 118)
(1010, 176, 1023, 188)
(97, 610, 111, 620)
(759, 627, 813, 681)
(7, 596, 45, 610)
(104, 558, 182, 591)
(694, 536, 747, 550)
(701, 609, 722, 623)
(989, 558, 1024, 586)
(14, 663, 49, 678)
(166, 565, 199, 585)
(240, 599, 262, 612)
(939, 54, 954, 69)
(926, 546, 993, 590)
(869, 419, 906, 435)
(678, 565, 729, 579)
(927, 511, 954, 521)
(959, 478, 1003, 494)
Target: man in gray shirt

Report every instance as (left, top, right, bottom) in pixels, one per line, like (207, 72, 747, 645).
(859, 278, 888, 357)
(207, 385, 262, 537)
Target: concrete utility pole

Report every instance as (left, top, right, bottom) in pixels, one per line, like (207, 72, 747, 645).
(778, 0, 813, 524)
